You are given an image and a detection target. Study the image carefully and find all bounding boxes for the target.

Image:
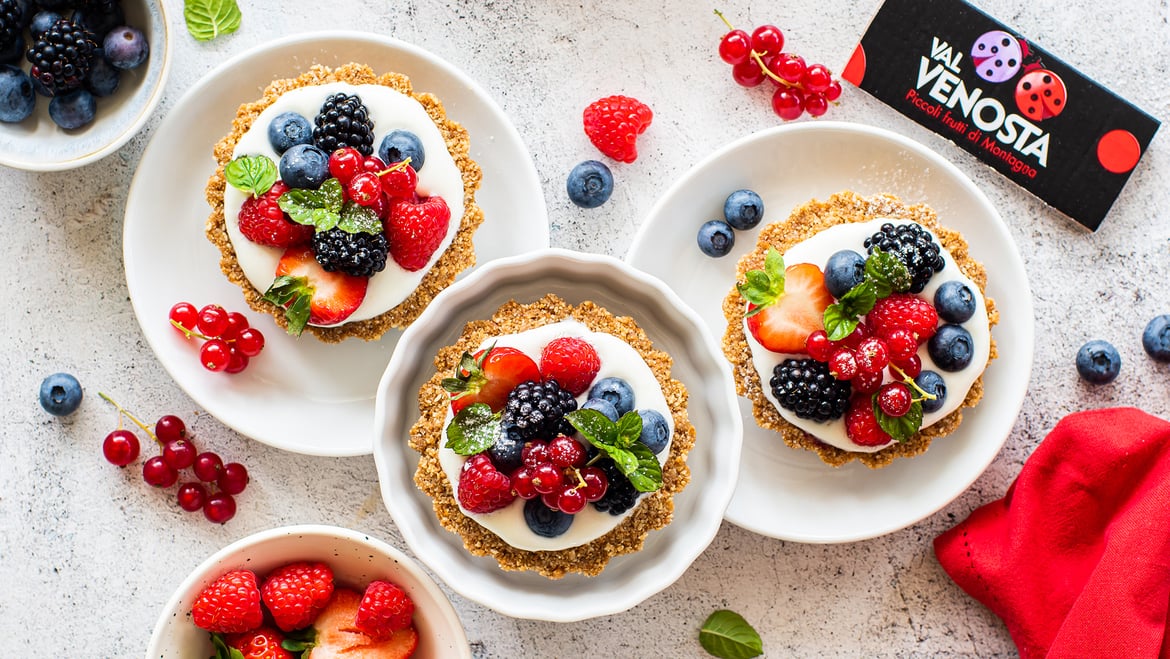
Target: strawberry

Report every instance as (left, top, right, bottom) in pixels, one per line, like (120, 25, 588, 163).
(540, 337, 600, 395)
(262, 246, 368, 335)
(305, 588, 419, 659)
(738, 248, 833, 354)
(385, 195, 450, 271)
(237, 182, 314, 248)
(844, 394, 893, 447)
(457, 453, 515, 513)
(583, 95, 653, 163)
(260, 561, 335, 632)
(867, 293, 939, 343)
(191, 569, 264, 634)
(221, 626, 294, 659)
(354, 580, 415, 641)
(442, 344, 541, 414)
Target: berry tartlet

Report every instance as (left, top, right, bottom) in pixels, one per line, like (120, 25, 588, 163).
(409, 294, 695, 578)
(205, 63, 484, 342)
(722, 191, 998, 468)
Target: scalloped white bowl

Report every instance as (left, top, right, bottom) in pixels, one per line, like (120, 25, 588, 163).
(145, 525, 469, 658)
(373, 248, 742, 621)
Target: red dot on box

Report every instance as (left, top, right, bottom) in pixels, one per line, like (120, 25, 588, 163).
(842, 45, 866, 87)
(1096, 129, 1141, 174)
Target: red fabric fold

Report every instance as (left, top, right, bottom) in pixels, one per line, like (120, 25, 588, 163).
(934, 407, 1170, 659)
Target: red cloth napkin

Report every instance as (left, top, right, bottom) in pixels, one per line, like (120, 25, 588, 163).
(934, 407, 1170, 658)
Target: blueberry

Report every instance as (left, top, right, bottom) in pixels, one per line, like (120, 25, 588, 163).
(86, 56, 120, 97)
(279, 144, 329, 189)
(103, 26, 149, 70)
(934, 280, 976, 323)
(915, 371, 947, 413)
(488, 431, 524, 473)
(267, 112, 312, 155)
(0, 65, 35, 122)
(823, 250, 866, 298)
(0, 33, 23, 64)
(723, 189, 764, 230)
(524, 498, 573, 538)
(928, 324, 975, 372)
(588, 377, 635, 416)
(378, 129, 425, 170)
(48, 89, 96, 130)
(637, 409, 669, 454)
(1076, 339, 1121, 384)
(565, 159, 614, 209)
(73, 6, 124, 40)
(582, 397, 619, 422)
(39, 373, 83, 416)
(1142, 315, 1170, 362)
(697, 219, 735, 258)
(29, 11, 62, 38)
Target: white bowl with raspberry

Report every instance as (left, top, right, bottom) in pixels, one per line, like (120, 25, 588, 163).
(144, 524, 469, 658)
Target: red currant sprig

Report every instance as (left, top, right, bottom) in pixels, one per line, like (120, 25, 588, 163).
(510, 436, 609, 515)
(170, 302, 266, 374)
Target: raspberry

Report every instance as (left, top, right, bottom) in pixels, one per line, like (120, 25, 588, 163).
(844, 395, 893, 447)
(867, 293, 939, 343)
(237, 182, 313, 248)
(457, 453, 515, 513)
(260, 561, 335, 632)
(539, 337, 600, 396)
(354, 580, 415, 640)
(191, 569, 264, 634)
(582, 95, 653, 163)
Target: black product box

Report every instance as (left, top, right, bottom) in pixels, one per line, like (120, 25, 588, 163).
(842, 0, 1160, 230)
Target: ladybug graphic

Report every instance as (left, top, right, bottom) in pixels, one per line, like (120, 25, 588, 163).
(970, 30, 1024, 83)
(1015, 66, 1068, 121)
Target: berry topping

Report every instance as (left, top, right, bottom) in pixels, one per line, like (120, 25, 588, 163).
(379, 129, 425, 171)
(311, 589, 419, 659)
(238, 181, 314, 248)
(877, 382, 912, 417)
(637, 409, 670, 454)
(854, 336, 890, 375)
(1143, 315, 1170, 362)
(853, 367, 883, 395)
(191, 569, 264, 634)
(697, 219, 735, 258)
(457, 453, 515, 513)
(863, 223, 945, 294)
(805, 330, 833, 362)
(540, 336, 600, 396)
(385, 195, 450, 271)
(547, 434, 587, 468)
(844, 395, 893, 447)
(739, 250, 834, 354)
(39, 372, 82, 416)
(442, 344, 541, 414)
(823, 249, 866, 299)
(312, 92, 375, 156)
(591, 459, 639, 515)
(267, 111, 312, 155)
(828, 347, 858, 380)
(355, 580, 415, 640)
(278, 143, 330, 190)
(264, 246, 369, 334)
(566, 159, 614, 208)
(582, 94, 653, 163)
(25, 17, 96, 95)
(581, 397, 619, 422)
(223, 626, 293, 659)
(524, 497, 573, 537)
(915, 370, 947, 413)
(723, 189, 764, 230)
(934, 280, 976, 323)
(770, 358, 852, 422)
(588, 376, 635, 416)
(1075, 339, 1121, 384)
(867, 293, 939, 344)
(260, 561, 335, 632)
(501, 380, 578, 441)
(928, 324, 975, 372)
(311, 226, 389, 278)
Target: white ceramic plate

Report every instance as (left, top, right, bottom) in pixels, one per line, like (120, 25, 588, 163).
(373, 249, 742, 621)
(627, 122, 1033, 543)
(123, 33, 547, 456)
(145, 524, 470, 659)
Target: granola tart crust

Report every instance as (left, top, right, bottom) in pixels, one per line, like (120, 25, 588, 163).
(409, 294, 695, 579)
(721, 191, 1000, 469)
(204, 63, 485, 343)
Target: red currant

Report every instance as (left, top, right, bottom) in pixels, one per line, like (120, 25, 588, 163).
(222, 312, 249, 340)
(362, 156, 388, 173)
(828, 348, 858, 380)
(102, 429, 140, 466)
(579, 466, 609, 502)
(771, 87, 804, 121)
(203, 492, 237, 524)
(200, 339, 232, 372)
(177, 482, 207, 512)
(143, 456, 178, 488)
(169, 302, 198, 333)
(347, 172, 382, 206)
(235, 328, 265, 357)
(732, 59, 766, 87)
(193, 451, 223, 482)
(224, 348, 249, 374)
(801, 64, 833, 94)
(824, 80, 843, 102)
(855, 337, 890, 374)
(854, 368, 884, 394)
(530, 463, 563, 495)
(511, 466, 538, 499)
(163, 438, 197, 470)
(719, 29, 752, 65)
(155, 414, 186, 443)
(805, 330, 833, 362)
(891, 354, 922, 379)
(548, 435, 586, 468)
(328, 147, 364, 183)
(522, 440, 550, 468)
(369, 191, 389, 219)
(379, 164, 418, 200)
(775, 53, 807, 84)
(884, 328, 918, 361)
(196, 304, 229, 338)
(557, 486, 587, 514)
(878, 382, 913, 417)
(218, 462, 249, 495)
(541, 490, 561, 512)
(837, 322, 871, 349)
(804, 93, 828, 117)
(750, 25, 784, 56)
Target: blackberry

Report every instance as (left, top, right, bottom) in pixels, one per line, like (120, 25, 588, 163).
(25, 17, 97, 96)
(769, 358, 852, 422)
(312, 93, 375, 156)
(592, 460, 639, 516)
(0, 0, 23, 54)
(501, 380, 577, 442)
(863, 222, 945, 294)
(311, 228, 388, 277)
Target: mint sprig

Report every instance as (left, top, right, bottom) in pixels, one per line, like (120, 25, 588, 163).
(261, 275, 313, 336)
(736, 247, 785, 318)
(279, 178, 344, 232)
(184, 0, 242, 41)
(566, 409, 663, 493)
(699, 609, 764, 659)
(338, 201, 383, 234)
(822, 247, 911, 341)
(224, 155, 276, 198)
(445, 403, 501, 456)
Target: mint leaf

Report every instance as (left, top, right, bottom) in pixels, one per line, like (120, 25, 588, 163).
(865, 247, 911, 297)
(737, 247, 785, 316)
(445, 403, 501, 455)
(209, 632, 245, 659)
(261, 275, 312, 336)
(184, 0, 241, 41)
(823, 282, 876, 341)
(279, 178, 344, 232)
(624, 441, 664, 492)
(699, 610, 763, 659)
(565, 409, 618, 448)
(872, 397, 923, 442)
(224, 155, 276, 198)
(615, 410, 643, 449)
(568, 410, 661, 492)
(338, 201, 383, 234)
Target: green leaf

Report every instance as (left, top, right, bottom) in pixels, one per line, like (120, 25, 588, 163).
(445, 403, 501, 455)
(699, 610, 764, 659)
(615, 410, 643, 449)
(565, 409, 618, 449)
(338, 201, 383, 234)
(224, 155, 276, 198)
(209, 632, 244, 659)
(624, 441, 664, 492)
(184, 0, 241, 41)
(279, 178, 344, 232)
(281, 626, 318, 658)
(823, 281, 878, 341)
(569, 409, 661, 492)
(865, 247, 912, 296)
(872, 397, 924, 442)
(737, 247, 785, 315)
(261, 275, 312, 336)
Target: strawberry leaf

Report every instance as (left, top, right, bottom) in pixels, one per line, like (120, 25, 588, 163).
(209, 632, 245, 659)
(338, 201, 383, 234)
(279, 178, 344, 232)
(699, 610, 764, 659)
(281, 626, 318, 658)
(567, 410, 661, 492)
(872, 396, 923, 442)
(440, 345, 494, 397)
(864, 247, 911, 297)
(445, 403, 501, 455)
(224, 155, 276, 198)
(261, 274, 312, 336)
(184, 0, 242, 41)
(737, 247, 785, 315)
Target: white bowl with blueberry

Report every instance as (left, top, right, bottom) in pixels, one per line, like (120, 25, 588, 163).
(0, 0, 169, 170)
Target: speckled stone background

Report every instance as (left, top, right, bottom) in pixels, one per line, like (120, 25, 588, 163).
(4, 0, 1168, 656)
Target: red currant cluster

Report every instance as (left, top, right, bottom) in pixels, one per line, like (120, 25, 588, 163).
(510, 435, 609, 514)
(805, 323, 922, 418)
(99, 393, 249, 524)
(715, 9, 842, 120)
(329, 148, 417, 214)
(170, 302, 266, 373)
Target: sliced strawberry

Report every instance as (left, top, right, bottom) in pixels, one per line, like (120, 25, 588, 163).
(442, 345, 540, 413)
(740, 253, 833, 354)
(386, 195, 450, 272)
(263, 246, 368, 335)
(305, 589, 420, 659)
